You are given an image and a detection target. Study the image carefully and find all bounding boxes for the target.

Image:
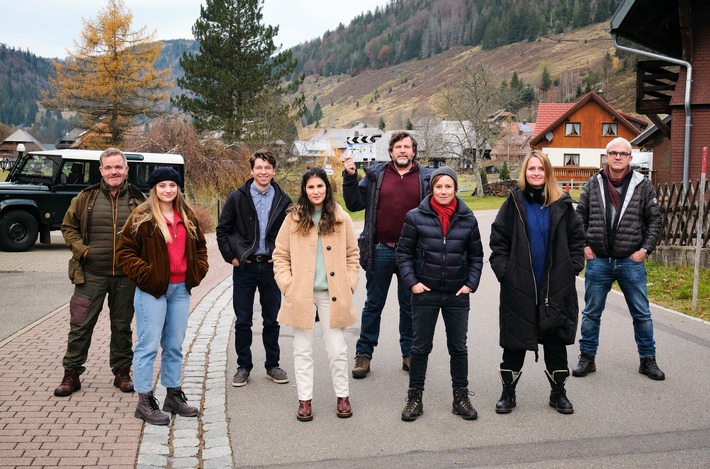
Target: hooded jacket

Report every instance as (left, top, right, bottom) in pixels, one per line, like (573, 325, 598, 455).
(396, 195, 484, 293)
(342, 161, 433, 273)
(489, 188, 586, 351)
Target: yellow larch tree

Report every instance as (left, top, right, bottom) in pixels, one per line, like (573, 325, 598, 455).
(43, 0, 171, 147)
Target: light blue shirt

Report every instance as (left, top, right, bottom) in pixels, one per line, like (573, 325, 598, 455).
(250, 183, 274, 255)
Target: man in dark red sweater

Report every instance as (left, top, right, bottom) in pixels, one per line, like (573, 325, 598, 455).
(342, 131, 433, 379)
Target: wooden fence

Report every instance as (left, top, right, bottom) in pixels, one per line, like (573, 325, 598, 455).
(656, 180, 710, 248)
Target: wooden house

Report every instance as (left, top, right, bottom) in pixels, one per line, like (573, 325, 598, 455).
(611, 0, 710, 188)
(530, 91, 647, 183)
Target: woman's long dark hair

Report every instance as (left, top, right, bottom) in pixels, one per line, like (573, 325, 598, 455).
(291, 167, 337, 235)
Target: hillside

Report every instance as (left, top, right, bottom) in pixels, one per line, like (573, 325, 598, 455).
(290, 0, 619, 78)
(297, 22, 641, 135)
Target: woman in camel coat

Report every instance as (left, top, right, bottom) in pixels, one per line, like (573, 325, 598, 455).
(273, 167, 360, 422)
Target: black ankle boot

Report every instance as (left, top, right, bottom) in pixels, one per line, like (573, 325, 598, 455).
(639, 356, 665, 380)
(452, 387, 478, 420)
(545, 370, 574, 414)
(401, 389, 423, 421)
(572, 352, 596, 377)
(496, 369, 521, 414)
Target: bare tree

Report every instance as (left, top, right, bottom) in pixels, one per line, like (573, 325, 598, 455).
(415, 116, 448, 164)
(439, 61, 503, 197)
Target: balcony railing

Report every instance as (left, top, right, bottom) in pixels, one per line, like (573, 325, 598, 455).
(553, 167, 597, 184)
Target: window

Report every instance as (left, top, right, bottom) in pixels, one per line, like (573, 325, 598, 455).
(60, 160, 89, 185)
(602, 123, 618, 136)
(565, 123, 580, 136)
(564, 154, 580, 166)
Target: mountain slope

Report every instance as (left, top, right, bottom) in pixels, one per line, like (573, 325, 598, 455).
(298, 22, 639, 134)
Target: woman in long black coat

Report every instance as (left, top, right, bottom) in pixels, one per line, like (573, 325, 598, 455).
(489, 150, 585, 414)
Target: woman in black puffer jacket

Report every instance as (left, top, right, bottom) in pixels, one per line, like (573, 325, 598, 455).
(396, 167, 484, 422)
(489, 151, 585, 415)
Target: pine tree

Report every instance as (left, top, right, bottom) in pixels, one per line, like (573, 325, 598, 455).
(541, 66, 552, 92)
(42, 0, 171, 146)
(174, 0, 301, 143)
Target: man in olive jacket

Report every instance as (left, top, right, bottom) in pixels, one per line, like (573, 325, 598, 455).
(573, 137, 665, 381)
(55, 148, 145, 397)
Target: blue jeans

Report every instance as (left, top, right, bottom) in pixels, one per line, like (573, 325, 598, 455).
(355, 243, 413, 358)
(232, 261, 281, 371)
(133, 283, 190, 393)
(579, 257, 657, 358)
(409, 290, 469, 390)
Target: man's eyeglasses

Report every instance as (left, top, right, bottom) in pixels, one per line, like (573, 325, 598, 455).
(607, 151, 631, 158)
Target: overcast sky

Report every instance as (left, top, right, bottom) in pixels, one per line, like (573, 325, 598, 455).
(2, 0, 387, 58)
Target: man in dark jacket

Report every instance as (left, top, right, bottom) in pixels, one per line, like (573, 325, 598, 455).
(216, 149, 292, 388)
(342, 131, 433, 379)
(55, 147, 146, 397)
(573, 137, 665, 381)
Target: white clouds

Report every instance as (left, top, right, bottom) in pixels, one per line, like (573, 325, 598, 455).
(2, 0, 385, 58)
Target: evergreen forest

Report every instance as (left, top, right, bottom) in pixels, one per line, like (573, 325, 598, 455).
(290, 0, 619, 78)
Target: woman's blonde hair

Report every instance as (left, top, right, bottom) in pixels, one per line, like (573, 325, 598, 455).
(130, 186, 198, 242)
(517, 150, 564, 206)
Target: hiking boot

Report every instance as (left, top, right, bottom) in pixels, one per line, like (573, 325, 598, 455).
(639, 356, 665, 380)
(135, 392, 170, 426)
(401, 389, 423, 421)
(352, 356, 371, 379)
(112, 364, 134, 393)
(402, 356, 411, 372)
(452, 387, 478, 420)
(336, 397, 352, 418)
(297, 400, 313, 422)
(545, 370, 574, 414)
(163, 387, 199, 417)
(267, 367, 289, 384)
(54, 368, 81, 397)
(232, 368, 250, 387)
(496, 369, 521, 414)
(572, 352, 596, 377)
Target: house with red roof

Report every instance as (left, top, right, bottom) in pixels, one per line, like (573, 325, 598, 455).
(530, 91, 647, 183)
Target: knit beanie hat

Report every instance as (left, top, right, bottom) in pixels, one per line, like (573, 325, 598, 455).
(430, 166, 458, 191)
(148, 167, 182, 189)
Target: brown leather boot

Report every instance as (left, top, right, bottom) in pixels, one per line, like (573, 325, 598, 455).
(163, 387, 199, 417)
(113, 364, 134, 393)
(336, 397, 352, 418)
(297, 400, 313, 422)
(135, 392, 170, 426)
(54, 368, 81, 397)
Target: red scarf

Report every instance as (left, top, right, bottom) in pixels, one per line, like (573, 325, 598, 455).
(430, 196, 457, 236)
(602, 165, 632, 209)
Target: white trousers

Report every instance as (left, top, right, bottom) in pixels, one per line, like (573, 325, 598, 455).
(293, 290, 350, 401)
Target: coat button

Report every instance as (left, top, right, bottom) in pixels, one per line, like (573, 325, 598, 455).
(331, 297, 337, 302)
(326, 246, 332, 250)
(330, 272, 335, 276)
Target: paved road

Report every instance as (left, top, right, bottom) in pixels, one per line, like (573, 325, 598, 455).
(225, 210, 710, 468)
(0, 233, 72, 341)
